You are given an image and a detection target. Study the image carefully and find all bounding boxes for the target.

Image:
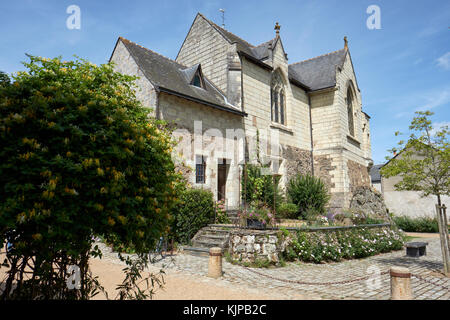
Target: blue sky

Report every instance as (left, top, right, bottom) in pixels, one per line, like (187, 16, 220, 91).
(1, 0, 449, 164)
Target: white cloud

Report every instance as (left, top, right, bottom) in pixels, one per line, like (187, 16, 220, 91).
(430, 121, 450, 136)
(436, 52, 450, 70)
(415, 88, 450, 111)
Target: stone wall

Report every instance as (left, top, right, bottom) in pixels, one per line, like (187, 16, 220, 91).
(110, 40, 158, 112)
(347, 159, 371, 192)
(160, 92, 244, 208)
(176, 14, 232, 95)
(229, 229, 289, 263)
(282, 145, 312, 182)
(349, 186, 389, 220)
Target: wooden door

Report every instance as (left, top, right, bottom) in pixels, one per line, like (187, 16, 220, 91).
(218, 163, 227, 201)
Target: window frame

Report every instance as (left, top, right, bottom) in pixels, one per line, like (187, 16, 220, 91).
(195, 155, 206, 184)
(270, 71, 286, 126)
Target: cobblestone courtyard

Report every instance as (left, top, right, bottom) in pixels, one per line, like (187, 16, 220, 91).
(97, 236, 450, 300)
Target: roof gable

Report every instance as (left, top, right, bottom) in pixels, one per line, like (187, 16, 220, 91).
(288, 49, 347, 91)
(176, 13, 355, 93)
(117, 37, 245, 116)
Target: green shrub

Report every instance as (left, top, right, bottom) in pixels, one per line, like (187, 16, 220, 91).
(171, 188, 215, 244)
(364, 216, 386, 225)
(393, 216, 439, 233)
(277, 203, 299, 219)
(282, 227, 405, 263)
(287, 174, 330, 219)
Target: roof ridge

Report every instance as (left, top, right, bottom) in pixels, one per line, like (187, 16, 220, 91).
(289, 48, 346, 67)
(119, 36, 188, 69)
(198, 13, 256, 48)
(255, 37, 276, 48)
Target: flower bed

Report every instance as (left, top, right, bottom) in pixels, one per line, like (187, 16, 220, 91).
(281, 225, 405, 264)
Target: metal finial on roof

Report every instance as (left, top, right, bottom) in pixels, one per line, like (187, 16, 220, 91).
(275, 22, 281, 36)
(344, 36, 348, 49)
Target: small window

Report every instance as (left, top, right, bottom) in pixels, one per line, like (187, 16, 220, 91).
(347, 88, 355, 137)
(192, 74, 202, 87)
(280, 90, 285, 125)
(195, 155, 206, 184)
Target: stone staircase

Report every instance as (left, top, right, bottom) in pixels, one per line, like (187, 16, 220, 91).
(226, 209, 240, 224)
(182, 225, 233, 257)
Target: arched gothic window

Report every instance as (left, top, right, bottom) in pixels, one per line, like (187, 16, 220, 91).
(347, 88, 355, 137)
(270, 71, 285, 125)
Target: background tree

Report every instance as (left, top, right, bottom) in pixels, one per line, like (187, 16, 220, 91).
(0, 71, 10, 86)
(0, 56, 179, 299)
(380, 110, 449, 206)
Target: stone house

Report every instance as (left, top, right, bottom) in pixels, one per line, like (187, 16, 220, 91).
(109, 13, 373, 213)
(371, 150, 449, 219)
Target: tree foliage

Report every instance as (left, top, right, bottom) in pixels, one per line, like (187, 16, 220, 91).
(0, 71, 10, 86)
(0, 56, 179, 299)
(380, 111, 449, 205)
(241, 164, 283, 210)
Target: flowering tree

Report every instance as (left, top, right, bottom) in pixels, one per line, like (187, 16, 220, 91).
(0, 56, 179, 299)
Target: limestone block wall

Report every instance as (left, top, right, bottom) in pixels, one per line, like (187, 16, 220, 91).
(176, 14, 232, 95)
(110, 40, 158, 113)
(309, 52, 373, 211)
(159, 93, 244, 208)
(310, 90, 341, 151)
(240, 55, 312, 191)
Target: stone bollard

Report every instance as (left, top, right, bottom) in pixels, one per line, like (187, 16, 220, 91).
(208, 247, 223, 279)
(390, 266, 412, 300)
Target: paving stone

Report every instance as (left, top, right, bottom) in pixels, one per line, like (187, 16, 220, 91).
(96, 237, 450, 300)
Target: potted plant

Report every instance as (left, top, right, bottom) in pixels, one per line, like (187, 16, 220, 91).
(239, 202, 276, 229)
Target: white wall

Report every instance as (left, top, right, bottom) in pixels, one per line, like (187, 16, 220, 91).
(384, 191, 450, 219)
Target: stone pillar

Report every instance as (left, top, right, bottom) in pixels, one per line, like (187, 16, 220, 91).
(390, 266, 412, 300)
(208, 247, 223, 278)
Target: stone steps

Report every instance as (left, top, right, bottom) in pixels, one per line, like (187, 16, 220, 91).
(183, 225, 233, 256)
(226, 209, 240, 224)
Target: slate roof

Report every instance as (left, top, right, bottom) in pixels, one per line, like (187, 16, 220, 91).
(288, 49, 347, 91)
(117, 37, 245, 116)
(198, 13, 347, 92)
(370, 164, 384, 183)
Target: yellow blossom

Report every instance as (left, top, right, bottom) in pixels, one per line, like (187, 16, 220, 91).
(32, 233, 42, 241)
(97, 168, 104, 176)
(107, 217, 115, 226)
(117, 215, 127, 225)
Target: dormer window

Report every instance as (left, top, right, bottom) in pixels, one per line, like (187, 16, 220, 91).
(191, 70, 204, 88)
(192, 73, 202, 87)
